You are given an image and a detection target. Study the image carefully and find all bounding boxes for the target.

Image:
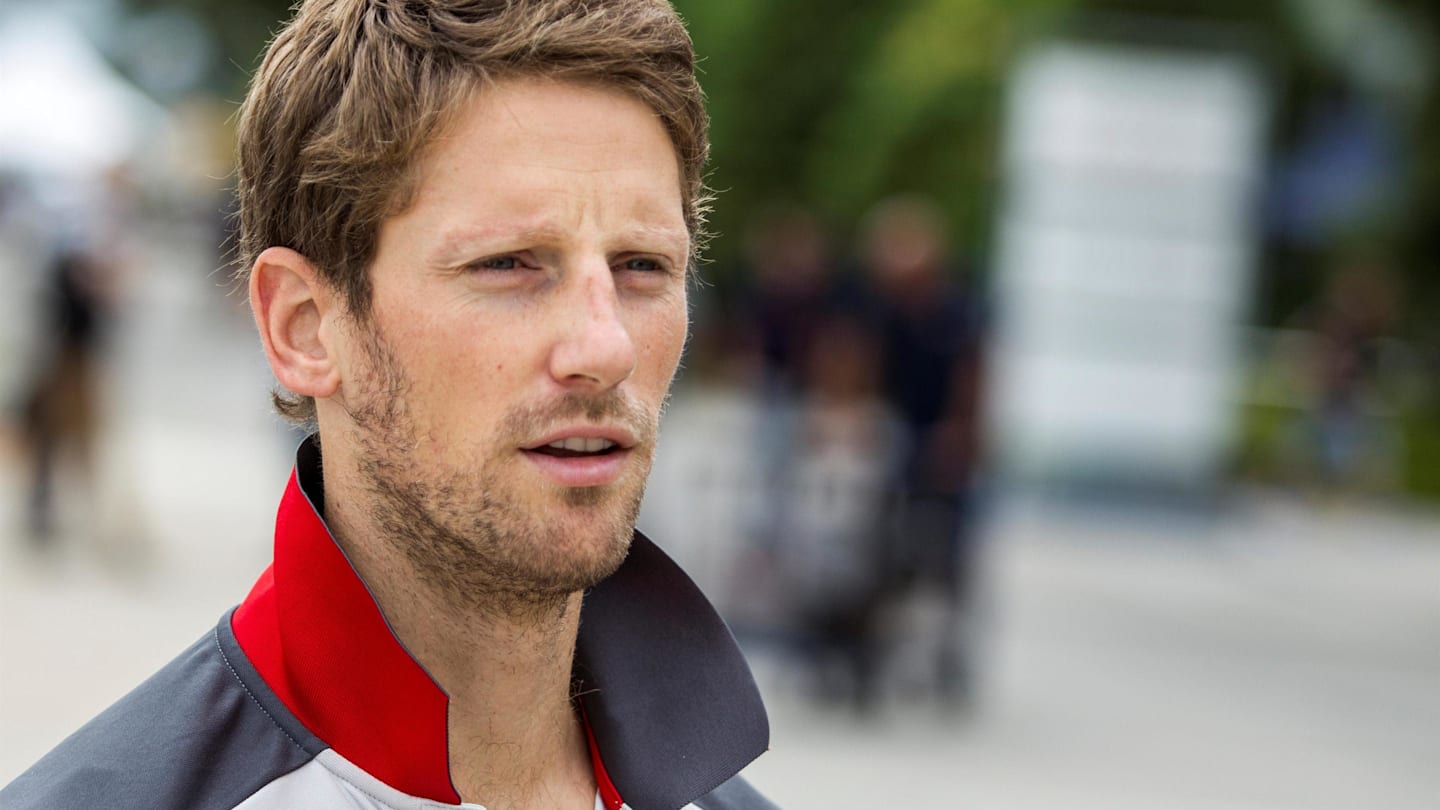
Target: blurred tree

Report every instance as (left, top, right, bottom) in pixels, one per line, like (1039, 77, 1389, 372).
(677, 0, 1074, 271)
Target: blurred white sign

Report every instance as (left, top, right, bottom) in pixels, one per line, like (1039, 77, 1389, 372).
(990, 40, 1268, 490)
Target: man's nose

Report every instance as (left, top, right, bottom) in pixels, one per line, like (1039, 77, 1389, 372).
(547, 266, 637, 391)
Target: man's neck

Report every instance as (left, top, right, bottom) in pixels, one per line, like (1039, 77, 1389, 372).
(321, 469, 597, 809)
(422, 591, 595, 809)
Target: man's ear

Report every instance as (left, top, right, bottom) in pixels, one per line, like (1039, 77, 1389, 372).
(249, 247, 342, 400)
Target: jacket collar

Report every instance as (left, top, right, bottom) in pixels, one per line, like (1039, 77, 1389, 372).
(231, 437, 768, 809)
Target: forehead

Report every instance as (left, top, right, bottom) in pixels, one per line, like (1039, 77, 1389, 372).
(385, 77, 687, 253)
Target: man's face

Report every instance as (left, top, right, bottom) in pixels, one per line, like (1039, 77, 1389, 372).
(334, 77, 689, 607)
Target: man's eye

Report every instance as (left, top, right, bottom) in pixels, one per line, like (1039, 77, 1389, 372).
(474, 256, 521, 271)
(620, 257, 664, 272)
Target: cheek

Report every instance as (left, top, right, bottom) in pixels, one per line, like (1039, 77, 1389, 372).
(376, 313, 515, 417)
(639, 297, 689, 383)
(430, 332, 524, 405)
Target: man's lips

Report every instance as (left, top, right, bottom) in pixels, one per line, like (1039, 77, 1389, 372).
(520, 425, 641, 488)
(522, 425, 639, 452)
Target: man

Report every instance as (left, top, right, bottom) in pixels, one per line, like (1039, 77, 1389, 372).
(1, 2, 775, 808)
(857, 195, 986, 710)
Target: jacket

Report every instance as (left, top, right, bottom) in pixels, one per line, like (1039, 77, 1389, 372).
(2, 439, 776, 810)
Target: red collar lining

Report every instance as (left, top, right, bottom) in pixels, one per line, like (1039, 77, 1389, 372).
(232, 468, 460, 802)
(584, 706, 625, 810)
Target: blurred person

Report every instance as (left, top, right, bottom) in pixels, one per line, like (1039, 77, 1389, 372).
(734, 204, 841, 393)
(855, 194, 987, 709)
(15, 244, 113, 542)
(731, 203, 840, 503)
(1294, 255, 1404, 493)
(728, 204, 851, 636)
(10, 167, 136, 547)
(772, 314, 904, 712)
(0, 2, 776, 810)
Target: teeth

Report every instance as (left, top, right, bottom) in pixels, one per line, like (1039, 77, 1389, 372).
(546, 437, 617, 453)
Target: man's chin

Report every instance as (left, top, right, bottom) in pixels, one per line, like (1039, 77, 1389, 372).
(509, 530, 632, 597)
(376, 463, 644, 609)
(509, 493, 637, 575)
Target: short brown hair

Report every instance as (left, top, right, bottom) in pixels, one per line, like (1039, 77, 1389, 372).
(235, 0, 710, 423)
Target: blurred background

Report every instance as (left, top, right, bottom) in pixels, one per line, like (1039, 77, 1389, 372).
(2, 0, 1438, 807)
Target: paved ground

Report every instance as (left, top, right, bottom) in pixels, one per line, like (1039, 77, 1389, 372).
(2, 227, 1438, 808)
(744, 495, 1440, 809)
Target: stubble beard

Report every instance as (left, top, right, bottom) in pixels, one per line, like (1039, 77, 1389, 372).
(342, 319, 656, 620)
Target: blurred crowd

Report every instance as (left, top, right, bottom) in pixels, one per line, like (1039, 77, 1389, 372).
(643, 196, 990, 715)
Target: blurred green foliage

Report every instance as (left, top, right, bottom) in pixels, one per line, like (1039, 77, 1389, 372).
(675, 0, 1070, 265)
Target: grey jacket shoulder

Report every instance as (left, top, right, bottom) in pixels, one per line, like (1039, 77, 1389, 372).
(693, 774, 782, 810)
(0, 614, 324, 810)
(2, 609, 776, 810)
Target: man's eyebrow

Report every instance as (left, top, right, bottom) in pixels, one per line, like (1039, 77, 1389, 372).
(613, 223, 691, 252)
(425, 223, 565, 267)
(426, 221, 690, 267)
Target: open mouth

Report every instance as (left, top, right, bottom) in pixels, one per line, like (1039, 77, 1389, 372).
(521, 434, 632, 487)
(527, 437, 622, 459)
